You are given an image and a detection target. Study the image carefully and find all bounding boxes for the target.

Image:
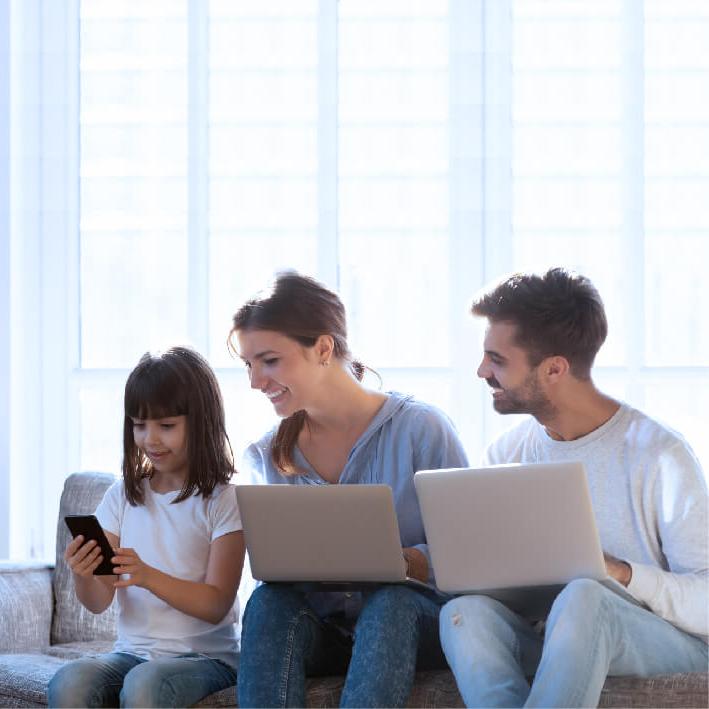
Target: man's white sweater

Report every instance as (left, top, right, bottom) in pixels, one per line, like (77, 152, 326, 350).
(484, 402, 708, 641)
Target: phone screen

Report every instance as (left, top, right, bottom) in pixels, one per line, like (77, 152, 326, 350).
(64, 514, 116, 576)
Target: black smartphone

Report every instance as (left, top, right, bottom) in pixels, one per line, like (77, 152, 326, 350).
(64, 514, 116, 576)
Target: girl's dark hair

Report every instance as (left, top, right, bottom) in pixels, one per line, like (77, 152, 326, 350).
(122, 346, 235, 505)
(471, 267, 608, 380)
(228, 272, 368, 476)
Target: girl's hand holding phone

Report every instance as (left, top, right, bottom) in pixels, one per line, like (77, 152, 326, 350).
(112, 548, 156, 589)
(65, 536, 104, 578)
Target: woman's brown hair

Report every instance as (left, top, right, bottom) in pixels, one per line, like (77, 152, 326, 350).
(229, 272, 367, 475)
(122, 346, 235, 505)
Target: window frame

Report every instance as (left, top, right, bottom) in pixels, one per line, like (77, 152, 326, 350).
(8, 0, 81, 559)
(5, 0, 708, 561)
(1, 0, 10, 559)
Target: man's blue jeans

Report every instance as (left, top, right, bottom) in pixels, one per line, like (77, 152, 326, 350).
(440, 578, 708, 708)
(237, 583, 447, 708)
(47, 651, 237, 708)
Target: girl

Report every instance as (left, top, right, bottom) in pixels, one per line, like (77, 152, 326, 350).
(231, 272, 469, 708)
(48, 346, 245, 708)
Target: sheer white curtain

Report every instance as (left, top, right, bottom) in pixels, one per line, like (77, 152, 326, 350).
(4, 0, 708, 560)
(7, 0, 80, 559)
(506, 0, 709, 453)
(0, 0, 10, 560)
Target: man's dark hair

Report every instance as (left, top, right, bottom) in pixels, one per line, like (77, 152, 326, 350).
(471, 267, 608, 380)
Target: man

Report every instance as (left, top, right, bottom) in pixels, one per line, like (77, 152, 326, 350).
(440, 268, 708, 708)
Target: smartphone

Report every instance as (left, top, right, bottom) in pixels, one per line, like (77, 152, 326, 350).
(64, 514, 116, 576)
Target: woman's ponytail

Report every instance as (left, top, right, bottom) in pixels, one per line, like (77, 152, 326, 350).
(351, 359, 365, 382)
(271, 410, 307, 476)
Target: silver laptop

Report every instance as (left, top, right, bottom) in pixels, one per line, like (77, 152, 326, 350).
(235, 483, 437, 594)
(414, 462, 641, 618)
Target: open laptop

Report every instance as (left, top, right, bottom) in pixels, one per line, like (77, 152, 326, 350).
(235, 483, 438, 595)
(414, 462, 641, 619)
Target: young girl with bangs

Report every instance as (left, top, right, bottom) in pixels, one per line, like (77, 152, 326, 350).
(48, 346, 244, 708)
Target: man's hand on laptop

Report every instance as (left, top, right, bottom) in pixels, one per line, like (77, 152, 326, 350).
(402, 547, 429, 583)
(604, 552, 633, 587)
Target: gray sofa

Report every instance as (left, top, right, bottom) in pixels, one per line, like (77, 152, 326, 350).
(0, 472, 706, 708)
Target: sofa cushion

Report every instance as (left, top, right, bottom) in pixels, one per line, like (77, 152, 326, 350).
(192, 671, 709, 709)
(0, 653, 64, 708)
(0, 641, 115, 708)
(0, 563, 52, 653)
(194, 685, 238, 707)
(599, 673, 709, 708)
(192, 671, 465, 708)
(51, 472, 119, 645)
(295, 671, 467, 708)
(45, 640, 115, 661)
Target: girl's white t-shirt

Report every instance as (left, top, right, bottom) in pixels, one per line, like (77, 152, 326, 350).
(95, 478, 242, 667)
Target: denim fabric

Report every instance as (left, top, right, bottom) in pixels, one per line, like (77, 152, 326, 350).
(440, 579, 709, 708)
(238, 583, 446, 708)
(47, 651, 236, 708)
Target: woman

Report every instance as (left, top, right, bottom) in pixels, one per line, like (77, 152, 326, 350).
(231, 272, 468, 708)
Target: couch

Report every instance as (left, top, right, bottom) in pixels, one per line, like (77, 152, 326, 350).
(0, 472, 706, 708)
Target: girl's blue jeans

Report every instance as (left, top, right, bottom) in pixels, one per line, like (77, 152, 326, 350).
(47, 651, 236, 708)
(440, 578, 708, 708)
(237, 582, 447, 708)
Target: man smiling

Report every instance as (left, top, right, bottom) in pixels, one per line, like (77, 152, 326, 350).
(439, 268, 708, 708)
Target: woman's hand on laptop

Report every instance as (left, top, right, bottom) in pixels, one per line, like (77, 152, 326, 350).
(403, 547, 429, 583)
(604, 552, 633, 587)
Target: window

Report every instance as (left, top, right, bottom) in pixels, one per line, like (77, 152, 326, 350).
(508, 0, 709, 452)
(5, 0, 708, 559)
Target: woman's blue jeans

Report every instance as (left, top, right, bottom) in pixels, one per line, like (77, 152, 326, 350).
(47, 651, 237, 708)
(237, 583, 447, 708)
(440, 578, 709, 708)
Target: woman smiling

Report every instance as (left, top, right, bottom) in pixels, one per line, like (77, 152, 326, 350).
(230, 272, 469, 708)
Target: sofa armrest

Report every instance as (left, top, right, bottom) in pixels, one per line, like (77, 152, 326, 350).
(0, 561, 54, 652)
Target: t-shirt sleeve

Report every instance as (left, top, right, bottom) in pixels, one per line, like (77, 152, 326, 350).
(239, 442, 264, 485)
(482, 419, 534, 466)
(210, 484, 243, 541)
(626, 441, 708, 637)
(238, 436, 278, 485)
(481, 442, 497, 466)
(94, 480, 125, 538)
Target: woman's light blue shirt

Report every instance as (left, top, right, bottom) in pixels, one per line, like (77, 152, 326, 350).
(241, 391, 469, 620)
